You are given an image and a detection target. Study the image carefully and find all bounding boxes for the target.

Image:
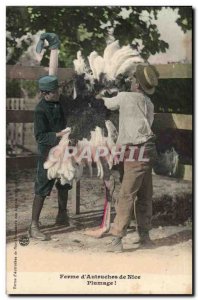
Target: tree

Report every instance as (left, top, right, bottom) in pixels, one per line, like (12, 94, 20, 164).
(6, 6, 192, 67)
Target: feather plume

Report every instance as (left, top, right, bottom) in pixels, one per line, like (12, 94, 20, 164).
(103, 40, 120, 63)
(108, 46, 136, 78)
(73, 51, 87, 74)
(115, 56, 143, 77)
(88, 51, 99, 79)
(92, 56, 105, 81)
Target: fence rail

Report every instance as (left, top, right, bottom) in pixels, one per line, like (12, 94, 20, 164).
(7, 65, 75, 81)
(153, 113, 192, 131)
(7, 110, 34, 123)
(6, 64, 192, 80)
(7, 156, 38, 170)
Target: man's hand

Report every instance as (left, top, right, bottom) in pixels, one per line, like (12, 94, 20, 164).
(95, 94, 103, 100)
(56, 128, 71, 138)
(56, 131, 66, 138)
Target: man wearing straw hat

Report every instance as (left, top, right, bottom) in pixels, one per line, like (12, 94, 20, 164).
(97, 64, 159, 252)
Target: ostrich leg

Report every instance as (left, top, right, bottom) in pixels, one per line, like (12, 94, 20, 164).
(49, 49, 59, 75)
(36, 33, 59, 76)
(84, 158, 115, 238)
(100, 175, 115, 232)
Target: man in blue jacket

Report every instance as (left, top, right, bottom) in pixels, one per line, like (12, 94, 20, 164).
(29, 75, 71, 241)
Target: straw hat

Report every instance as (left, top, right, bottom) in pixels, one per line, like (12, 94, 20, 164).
(135, 65, 159, 95)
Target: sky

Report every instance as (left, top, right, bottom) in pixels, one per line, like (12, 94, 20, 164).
(148, 7, 192, 63)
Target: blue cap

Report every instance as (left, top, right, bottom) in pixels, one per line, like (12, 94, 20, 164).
(38, 75, 59, 91)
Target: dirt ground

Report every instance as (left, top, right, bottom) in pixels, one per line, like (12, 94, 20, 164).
(6, 168, 193, 294)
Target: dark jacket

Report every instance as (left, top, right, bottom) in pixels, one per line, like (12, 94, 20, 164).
(34, 98, 65, 159)
(34, 98, 66, 196)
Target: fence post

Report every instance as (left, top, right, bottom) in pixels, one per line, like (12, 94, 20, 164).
(71, 179, 80, 215)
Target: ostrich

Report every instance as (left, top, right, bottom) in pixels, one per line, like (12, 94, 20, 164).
(36, 33, 144, 237)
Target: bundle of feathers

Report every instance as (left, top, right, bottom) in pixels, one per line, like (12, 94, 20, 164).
(44, 121, 118, 184)
(73, 40, 143, 98)
(44, 40, 144, 184)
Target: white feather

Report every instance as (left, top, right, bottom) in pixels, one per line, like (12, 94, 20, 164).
(47, 160, 60, 179)
(92, 56, 105, 80)
(115, 56, 143, 77)
(105, 120, 118, 146)
(88, 51, 98, 79)
(73, 51, 87, 74)
(44, 160, 56, 170)
(73, 83, 77, 99)
(103, 40, 120, 78)
(60, 176, 68, 185)
(103, 40, 120, 63)
(109, 46, 137, 78)
(96, 159, 104, 179)
(110, 45, 131, 62)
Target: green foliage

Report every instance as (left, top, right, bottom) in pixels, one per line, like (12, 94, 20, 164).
(175, 7, 192, 33)
(6, 7, 31, 64)
(6, 80, 38, 98)
(6, 80, 22, 97)
(21, 80, 38, 97)
(6, 6, 192, 66)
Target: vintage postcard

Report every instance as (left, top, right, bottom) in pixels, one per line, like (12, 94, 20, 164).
(6, 5, 193, 295)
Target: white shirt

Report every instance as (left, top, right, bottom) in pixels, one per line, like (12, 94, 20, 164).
(103, 91, 155, 145)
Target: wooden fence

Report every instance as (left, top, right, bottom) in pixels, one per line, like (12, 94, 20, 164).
(6, 64, 192, 214)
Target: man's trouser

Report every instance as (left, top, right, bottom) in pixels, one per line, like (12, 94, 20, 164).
(111, 137, 157, 237)
(111, 139, 157, 238)
(34, 156, 71, 197)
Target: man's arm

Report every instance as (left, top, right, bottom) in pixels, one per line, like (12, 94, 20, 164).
(34, 110, 62, 146)
(96, 93, 121, 111)
(146, 99, 154, 127)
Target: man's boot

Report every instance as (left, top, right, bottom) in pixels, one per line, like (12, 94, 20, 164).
(133, 227, 154, 247)
(106, 237, 123, 253)
(29, 195, 48, 241)
(55, 189, 70, 226)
